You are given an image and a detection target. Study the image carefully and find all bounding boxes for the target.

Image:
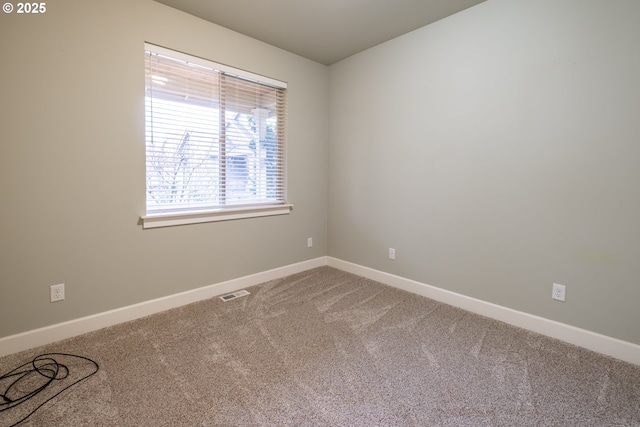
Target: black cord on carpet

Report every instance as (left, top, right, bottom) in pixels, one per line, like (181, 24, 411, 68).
(0, 353, 99, 426)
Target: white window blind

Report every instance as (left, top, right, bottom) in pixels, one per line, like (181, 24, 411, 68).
(144, 43, 287, 219)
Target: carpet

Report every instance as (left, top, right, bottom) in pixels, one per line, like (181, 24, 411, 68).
(1, 266, 639, 426)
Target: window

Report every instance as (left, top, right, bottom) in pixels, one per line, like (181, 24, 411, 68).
(141, 44, 290, 228)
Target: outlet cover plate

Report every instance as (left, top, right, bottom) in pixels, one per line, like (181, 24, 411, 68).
(50, 283, 65, 302)
(552, 283, 566, 302)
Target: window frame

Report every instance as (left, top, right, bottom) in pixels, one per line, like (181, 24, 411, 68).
(141, 43, 291, 229)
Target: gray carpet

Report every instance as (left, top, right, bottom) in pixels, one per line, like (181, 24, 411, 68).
(1, 266, 639, 426)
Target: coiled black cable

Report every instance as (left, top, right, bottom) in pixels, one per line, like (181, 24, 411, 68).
(0, 353, 99, 426)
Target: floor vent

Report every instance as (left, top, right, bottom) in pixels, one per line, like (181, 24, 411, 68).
(220, 290, 250, 302)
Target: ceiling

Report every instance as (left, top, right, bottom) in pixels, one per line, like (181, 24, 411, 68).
(154, 0, 487, 65)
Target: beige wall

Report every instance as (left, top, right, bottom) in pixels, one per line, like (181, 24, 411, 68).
(328, 0, 640, 345)
(0, 0, 329, 338)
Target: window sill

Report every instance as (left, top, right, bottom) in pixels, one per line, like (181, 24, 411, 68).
(141, 204, 293, 229)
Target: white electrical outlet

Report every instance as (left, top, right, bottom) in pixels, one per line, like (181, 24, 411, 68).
(552, 283, 566, 302)
(388, 248, 396, 260)
(50, 283, 65, 302)
(307, 237, 313, 248)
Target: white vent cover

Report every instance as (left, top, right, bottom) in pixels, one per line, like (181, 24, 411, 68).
(220, 290, 250, 302)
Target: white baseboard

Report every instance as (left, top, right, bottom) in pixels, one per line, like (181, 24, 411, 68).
(3, 256, 639, 366)
(327, 257, 640, 366)
(0, 257, 328, 358)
